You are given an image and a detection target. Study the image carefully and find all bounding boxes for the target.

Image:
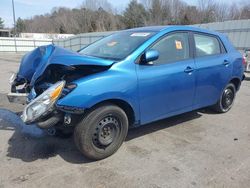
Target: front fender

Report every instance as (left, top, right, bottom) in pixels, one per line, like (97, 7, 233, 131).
(56, 68, 139, 121)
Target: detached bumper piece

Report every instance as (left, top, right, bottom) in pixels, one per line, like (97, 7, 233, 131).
(36, 112, 63, 129)
(7, 93, 28, 105)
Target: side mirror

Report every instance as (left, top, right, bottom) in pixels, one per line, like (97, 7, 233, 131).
(141, 49, 159, 65)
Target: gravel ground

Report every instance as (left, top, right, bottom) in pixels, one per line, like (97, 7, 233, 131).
(0, 56, 250, 188)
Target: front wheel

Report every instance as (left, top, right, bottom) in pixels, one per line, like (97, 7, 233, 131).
(211, 83, 236, 113)
(74, 104, 128, 160)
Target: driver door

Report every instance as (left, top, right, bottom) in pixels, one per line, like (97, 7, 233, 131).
(136, 32, 196, 124)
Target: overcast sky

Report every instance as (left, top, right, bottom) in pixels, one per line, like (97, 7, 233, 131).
(0, 0, 242, 28)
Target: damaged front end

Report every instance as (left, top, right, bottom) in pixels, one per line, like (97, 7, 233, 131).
(7, 44, 113, 129)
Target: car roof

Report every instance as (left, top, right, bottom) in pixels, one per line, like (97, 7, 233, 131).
(125, 26, 170, 32)
(125, 25, 222, 36)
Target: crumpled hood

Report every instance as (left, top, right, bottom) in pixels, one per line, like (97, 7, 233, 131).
(18, 44, 114, 86)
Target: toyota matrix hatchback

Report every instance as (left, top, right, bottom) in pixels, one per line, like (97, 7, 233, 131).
(8, 26, 245, 160)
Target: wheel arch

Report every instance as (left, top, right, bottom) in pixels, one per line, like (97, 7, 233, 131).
(229, 77, 241, 91)
(89, 99, 137, 127)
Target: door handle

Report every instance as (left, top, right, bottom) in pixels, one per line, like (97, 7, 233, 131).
(223, 60, 230, 66)
(184, 66, 194, 73)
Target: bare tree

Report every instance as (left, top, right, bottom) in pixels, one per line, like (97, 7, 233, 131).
(15, 0, 250, 34)
(240, 4, 250, 19)
(82, 0, 113, 12)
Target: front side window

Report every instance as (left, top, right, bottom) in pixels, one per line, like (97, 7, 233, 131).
(79, 31, 156, 61)
(194, 34, 221, 57)
(150, 32, 190, 64)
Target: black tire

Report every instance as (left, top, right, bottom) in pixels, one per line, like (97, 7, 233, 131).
(74, 104, 128, 160)
(211, 83, 236, 113)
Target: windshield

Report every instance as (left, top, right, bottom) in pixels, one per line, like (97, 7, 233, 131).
(79, 31, 156, 61)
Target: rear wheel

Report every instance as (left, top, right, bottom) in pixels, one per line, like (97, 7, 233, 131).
(74, 104, 128, 160)
(211, 83, 236, 113)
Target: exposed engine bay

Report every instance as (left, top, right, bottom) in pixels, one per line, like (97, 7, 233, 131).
(32, 64, 110, 95)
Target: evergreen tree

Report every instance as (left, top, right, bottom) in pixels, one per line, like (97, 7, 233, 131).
(0, 17, 4, 29)
(123, 0, 149, 28)
(16, 17, 26, 33)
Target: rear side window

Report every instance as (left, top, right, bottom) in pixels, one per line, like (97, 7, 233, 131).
(194, 34, 221, 57)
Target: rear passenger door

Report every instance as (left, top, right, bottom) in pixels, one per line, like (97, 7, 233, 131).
(192, 32, 231, 108)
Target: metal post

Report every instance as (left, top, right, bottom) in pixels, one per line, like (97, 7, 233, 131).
(12, 0, 17, 53)
(89, 36, 92, 44)
(13, 37, 17, 53)
(79, 36, 81, 50)
(70, 38, 72, 50)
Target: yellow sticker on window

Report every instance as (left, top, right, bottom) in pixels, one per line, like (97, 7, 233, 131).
(175, 40, 183, 50)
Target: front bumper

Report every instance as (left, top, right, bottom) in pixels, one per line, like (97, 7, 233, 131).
(7, 92, 28, 105)
(35, 111, 63, 129)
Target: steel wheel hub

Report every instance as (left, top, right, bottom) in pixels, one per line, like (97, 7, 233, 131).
(222, 88, 234, 110)
(93, 116, 120, 147)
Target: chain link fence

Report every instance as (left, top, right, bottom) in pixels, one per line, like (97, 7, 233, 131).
(0, 37, 52, 52)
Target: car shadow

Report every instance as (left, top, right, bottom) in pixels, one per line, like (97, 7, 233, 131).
(1, 108, 202, 164)
(0, 108, 91, 164)
(126, 111, 202, 141)
(197, 107, 218, 114)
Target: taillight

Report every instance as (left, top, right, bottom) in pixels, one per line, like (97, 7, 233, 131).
(243, 56, 246, 65)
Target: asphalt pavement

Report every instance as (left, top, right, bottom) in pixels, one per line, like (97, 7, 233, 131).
(0, 56, 250, 188)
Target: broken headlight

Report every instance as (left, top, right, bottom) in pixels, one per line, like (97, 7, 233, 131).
(21, 81, 65, 124)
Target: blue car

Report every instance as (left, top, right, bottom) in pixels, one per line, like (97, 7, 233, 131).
(8, 26, 245, 160)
